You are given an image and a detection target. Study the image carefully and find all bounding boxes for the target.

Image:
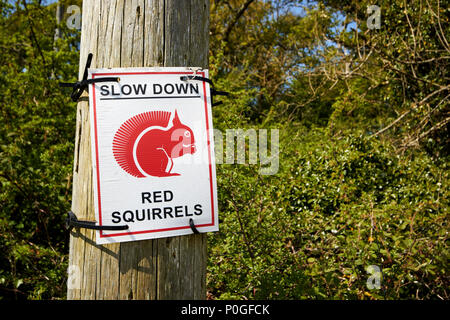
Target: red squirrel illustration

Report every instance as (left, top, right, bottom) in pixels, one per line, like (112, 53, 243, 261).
(112, 110, 196, 177)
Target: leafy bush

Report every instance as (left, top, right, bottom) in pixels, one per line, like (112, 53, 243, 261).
(208, 127, 449, 299)
(0, 1, 79, 299)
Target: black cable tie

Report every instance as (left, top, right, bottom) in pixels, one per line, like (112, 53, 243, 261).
(211, 89, 230, 97)
(189, 218, 200, 234)
(65, 211, 129, 232)
(59, 53, 119, 102)
(180, 75, 212, 85)
(180, 75, 230, 107)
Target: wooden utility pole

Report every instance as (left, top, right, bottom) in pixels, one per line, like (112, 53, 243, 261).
(68, 0, 209, 300)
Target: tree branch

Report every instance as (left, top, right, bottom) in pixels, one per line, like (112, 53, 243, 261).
(223, 0, 255, 43)
(374, 84, 450, 136)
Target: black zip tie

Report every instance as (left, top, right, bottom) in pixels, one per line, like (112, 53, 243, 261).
(189, 218, 200, 234)
(66, 210, 198, 234)
(59, 53, 120, 102)
(65, 211, 129, 232)
(180, 75, 230, 107)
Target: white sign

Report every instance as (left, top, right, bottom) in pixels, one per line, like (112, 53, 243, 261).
(88, 67, 219, 244)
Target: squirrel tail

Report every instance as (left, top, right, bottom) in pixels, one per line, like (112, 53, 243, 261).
(112, 111, 171, 177)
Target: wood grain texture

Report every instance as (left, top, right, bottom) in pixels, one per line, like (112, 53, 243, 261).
(67, 0, 209, 300)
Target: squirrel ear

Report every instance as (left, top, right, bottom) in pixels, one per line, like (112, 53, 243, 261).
(173, 110, 181, 126)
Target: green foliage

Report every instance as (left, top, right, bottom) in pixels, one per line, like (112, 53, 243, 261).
(0, 0, 79, 299)
(208, 127, 448, 299)
(207, 1, 448, 299)
(321, 0, 449, 152)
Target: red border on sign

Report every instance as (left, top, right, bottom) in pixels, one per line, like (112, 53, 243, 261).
(91, 71, 215, 238)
